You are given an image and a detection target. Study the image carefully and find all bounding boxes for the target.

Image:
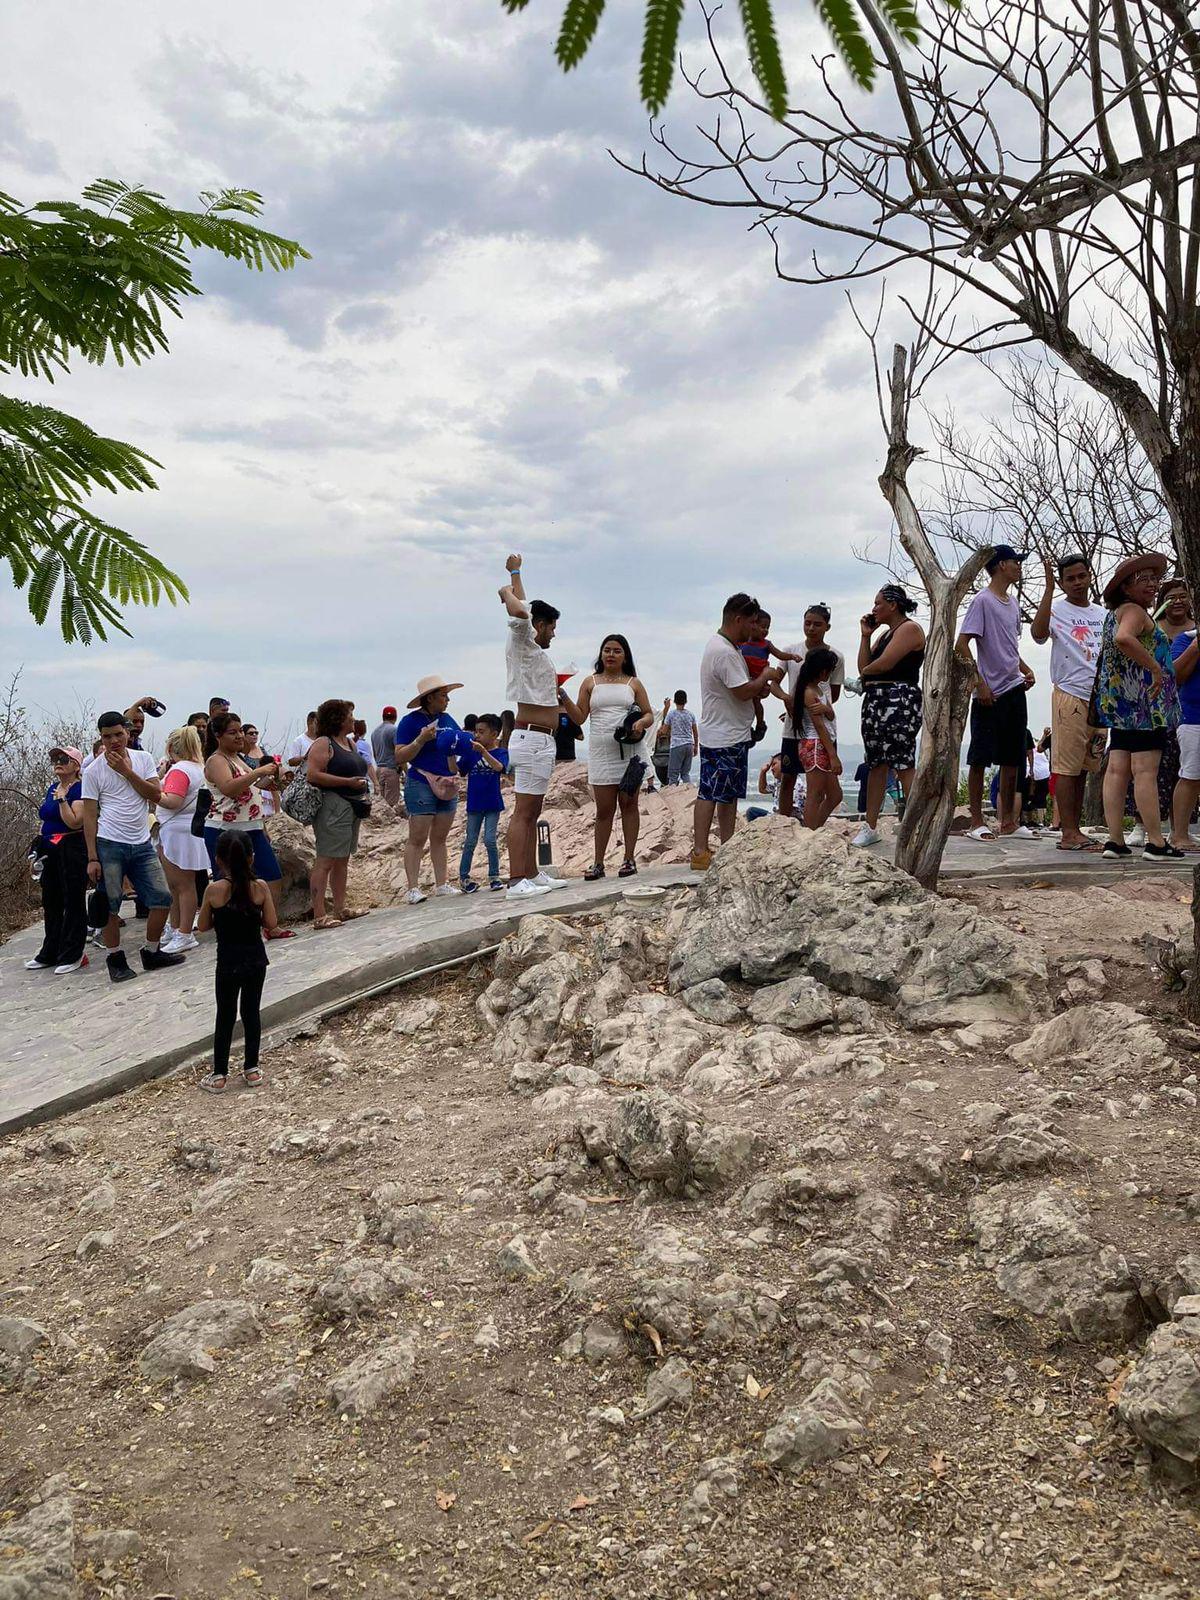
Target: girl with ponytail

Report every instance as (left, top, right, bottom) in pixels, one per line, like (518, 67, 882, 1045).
(196, 831, 277, 1093)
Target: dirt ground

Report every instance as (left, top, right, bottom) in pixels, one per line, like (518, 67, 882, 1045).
(2, 873, 1199, 1599)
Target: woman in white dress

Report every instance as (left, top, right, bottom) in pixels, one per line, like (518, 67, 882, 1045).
(574, 634, 655, 879)
(156, 725, 210, 952)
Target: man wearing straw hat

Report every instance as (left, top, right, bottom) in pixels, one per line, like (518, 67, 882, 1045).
(499, 553, 570, 899)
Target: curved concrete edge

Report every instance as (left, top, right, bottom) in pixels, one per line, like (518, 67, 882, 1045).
(0, 878, 696, 1138)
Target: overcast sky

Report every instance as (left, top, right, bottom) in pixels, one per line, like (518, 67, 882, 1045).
(2, 0, 1059, 752)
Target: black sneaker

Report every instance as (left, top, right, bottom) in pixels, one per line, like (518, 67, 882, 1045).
(1101, 841, 1132, 859)
(1143, 842, 1186, 860)
(141, 945, 185, 970)
(107, 950, 136, 983)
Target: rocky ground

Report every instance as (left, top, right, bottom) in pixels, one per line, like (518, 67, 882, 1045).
(3, 820, 1200, 1599)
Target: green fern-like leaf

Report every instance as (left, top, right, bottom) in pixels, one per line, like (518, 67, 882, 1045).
(501, 0, 532, 11)
(739, 0, 789, 118)
(641, 0, 686, 115)
(813, 0, 877, 89)
(556, 1, 607, 70)
(875, 0, 922, 45)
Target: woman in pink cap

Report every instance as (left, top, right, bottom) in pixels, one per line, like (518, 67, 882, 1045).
(24, 746, 89, 974)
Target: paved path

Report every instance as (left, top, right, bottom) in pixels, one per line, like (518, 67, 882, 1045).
(1, 869, 694, 1135)
(4, 833, 1192, 1136)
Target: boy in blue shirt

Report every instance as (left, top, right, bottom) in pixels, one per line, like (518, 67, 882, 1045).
(459, 714, 509, 892)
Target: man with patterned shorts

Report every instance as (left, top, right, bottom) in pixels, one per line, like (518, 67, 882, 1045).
(691, 593, 775, 871)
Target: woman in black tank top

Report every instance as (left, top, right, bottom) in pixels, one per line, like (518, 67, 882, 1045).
(854, 585, 927, 847)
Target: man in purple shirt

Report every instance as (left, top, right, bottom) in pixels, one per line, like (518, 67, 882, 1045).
(956, 544, 1037, 840)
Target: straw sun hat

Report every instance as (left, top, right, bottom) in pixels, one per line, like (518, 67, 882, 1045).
(407, 675, 464, 709)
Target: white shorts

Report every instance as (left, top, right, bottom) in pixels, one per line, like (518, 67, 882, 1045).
(507, 728, 556, 797)
(1179, 723, 1200, 781)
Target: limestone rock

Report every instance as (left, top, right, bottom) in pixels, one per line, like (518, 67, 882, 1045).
(139, 1299, 260, 1381)
(389, 997, 443, 1036)
(560, 1318, 628, 1366)
(329, 1333, 417, 1418)
(1009, 1002, 1164, 1074)
(592, 996, 722, 1086)
(0, 1483, 75, 1600)
(0, 1315, 51, 1381)
(74, 1229, 113, 1262)
(584, 1089, 760, 1198)
(267, 812, 316, 921)
(644, 1354, 693, 1409)
(762, 1378, 866, 1470)
(496, 1235, 538, 1279)
(748, 975, 840, 1033)
(493, 914, 585, 980)
(967, 1114, 1073, 1177)
(681, 979, 743, 1024)
(366, 1183, 435, 1248)
(80, 1527, 142, 1562)
(76, 1179, 117, 1217)
(310, 1258, 418, 1322)
(683, 1456, 740, 1522)
(669, 821, 1046, 1028)
(190, 1175, 247, 1216)
(244, 1257, 311, 1295)
(1117, 1314, 1200, 1465)
(969, 1189, 1142, 1341)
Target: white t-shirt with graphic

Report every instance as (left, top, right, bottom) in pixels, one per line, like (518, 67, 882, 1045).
(1049, 597, 1106, 700)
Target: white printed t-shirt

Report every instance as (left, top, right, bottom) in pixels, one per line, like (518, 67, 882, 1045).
(1048, 597, 1106, 701)
(698, 634, 753, 749)
(81, 748, 159, 844)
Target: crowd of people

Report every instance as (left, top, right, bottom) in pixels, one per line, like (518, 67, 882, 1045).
(21, 543, 1195, 1088)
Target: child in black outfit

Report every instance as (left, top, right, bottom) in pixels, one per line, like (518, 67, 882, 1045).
(196, 831, 277, 1092)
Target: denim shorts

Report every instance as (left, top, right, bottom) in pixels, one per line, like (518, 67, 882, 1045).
(96, 836, 171, 910)
(404, 774, 458, 817)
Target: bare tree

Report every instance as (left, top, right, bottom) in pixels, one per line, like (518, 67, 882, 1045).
(626, 0, 1200, 1011)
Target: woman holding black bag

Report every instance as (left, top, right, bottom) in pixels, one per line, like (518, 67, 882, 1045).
(569, 634, 654, 880)
(306, 698, 372, 928)
(23, 746, 88, 975)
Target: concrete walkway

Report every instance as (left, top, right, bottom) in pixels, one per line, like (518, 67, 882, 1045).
(1, 868, 694, 1136)
(3, 833, 1192, 1136)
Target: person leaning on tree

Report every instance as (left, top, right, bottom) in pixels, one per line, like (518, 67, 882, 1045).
(1030, 552, 1107, 852)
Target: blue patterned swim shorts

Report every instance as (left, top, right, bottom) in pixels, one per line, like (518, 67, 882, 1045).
(698, 742, 751, 804)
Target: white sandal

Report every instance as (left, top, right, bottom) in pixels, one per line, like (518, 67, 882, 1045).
(965, 825, 995, 842)
(199, 1071, 228, 1094)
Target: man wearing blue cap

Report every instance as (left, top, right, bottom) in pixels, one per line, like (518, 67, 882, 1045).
(956, 544, 1038, 840)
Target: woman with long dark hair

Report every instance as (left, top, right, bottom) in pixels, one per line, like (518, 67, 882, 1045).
(784, 647, 843, 828)
(855, 585, 926, 847)
(202, 712, 290, 932)
(196, 831, 277, 1093)
(571, 634, 654, 879)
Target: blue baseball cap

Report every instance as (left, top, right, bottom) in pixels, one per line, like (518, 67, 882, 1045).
(986, 543, 1027, 573)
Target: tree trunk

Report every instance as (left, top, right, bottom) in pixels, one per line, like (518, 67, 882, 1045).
(1080, 764, 1106, 827)
(894, 577, 976, 888)
(1166, 362, 1200, 1023)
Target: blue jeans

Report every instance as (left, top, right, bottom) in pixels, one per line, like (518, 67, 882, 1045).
(667, 746, 694, 784)
(96, 837, 171, 911)
(460, 810, 501, 881)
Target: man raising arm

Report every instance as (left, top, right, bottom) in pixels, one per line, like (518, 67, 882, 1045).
(1030, 553, 1106, 851)
(499, 553, 571, 900)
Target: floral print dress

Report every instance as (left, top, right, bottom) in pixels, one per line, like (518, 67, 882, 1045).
(1095, 610, 1180, 733)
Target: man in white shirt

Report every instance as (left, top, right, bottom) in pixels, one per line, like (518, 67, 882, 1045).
(498, 553, 570, 900)
(81, 711, 185, 983)
(692, 592, 776, 870)
(1030, 553, 1107, 851)
(286, 711, 318, 770)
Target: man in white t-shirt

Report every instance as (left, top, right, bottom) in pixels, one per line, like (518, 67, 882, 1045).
(81, 711, 185, 983)
(692, 592, 776, 871)
(286, 712, 318, 770)
(1030, 553, 1106, 851)
(498, 552, 571, 901)
(779, 603, 845, 819)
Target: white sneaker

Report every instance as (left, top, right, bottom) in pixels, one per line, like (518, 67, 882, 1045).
(24, 957, 52, 970)
(54, 957, 86, 974)
(1127, 824, 1146, 846)
(406, 889, 427, 905)
(532, 870, 568, 891)
(851, 825, 881, 848)
(507, 878, 552, 900)
(166, 932, 199, 953)
(433, 884, 460, 897)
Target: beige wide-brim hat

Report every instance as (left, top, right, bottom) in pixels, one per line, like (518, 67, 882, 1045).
(1102, 551, 1168, 607)
(407, 674, 464, 709)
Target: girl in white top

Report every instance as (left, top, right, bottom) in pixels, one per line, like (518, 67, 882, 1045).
(155, 725, 209, 950)
(573, 634, 654, 879)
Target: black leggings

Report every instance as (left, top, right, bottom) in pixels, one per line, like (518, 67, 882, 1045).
(34, 833, 88, 967)
(213, 965, 266, 1076)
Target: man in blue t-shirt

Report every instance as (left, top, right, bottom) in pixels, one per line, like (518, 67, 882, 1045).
(458, 714, 510, 892)
(1170, 627, 1200, 848)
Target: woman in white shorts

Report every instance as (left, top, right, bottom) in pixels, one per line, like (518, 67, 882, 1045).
(573, 634, 655, 879)
(155, 724, 209, 951)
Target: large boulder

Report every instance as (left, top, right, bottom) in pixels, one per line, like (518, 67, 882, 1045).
(579, 1090, 760, 1198)
(668, 821, 1046, 1029)
(969, 1189, 1142, 1341)
(1117, 1310, 1200, 1466)
(1008, 1002, 1165, 1076)
(266, 813, 316, 920)
(138, 1299, 261, 1381)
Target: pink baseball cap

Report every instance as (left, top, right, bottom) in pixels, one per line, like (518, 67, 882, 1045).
(49, 745, 83, 764)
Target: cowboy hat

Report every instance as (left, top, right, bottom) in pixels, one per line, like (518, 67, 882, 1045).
(407, 675, 464, 709)
(1102, 551, 1169, 606)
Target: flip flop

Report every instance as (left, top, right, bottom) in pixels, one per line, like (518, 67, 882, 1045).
(265, 927, 296, 940)
(965, 826, 995, 842)
(1056, 840, 1101, 853)
(312, 916, 342, 930)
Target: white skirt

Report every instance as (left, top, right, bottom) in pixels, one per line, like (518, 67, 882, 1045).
(158, 816, 210, 871)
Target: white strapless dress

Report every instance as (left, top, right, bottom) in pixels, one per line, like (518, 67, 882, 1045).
(587, 680, 645, 786)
